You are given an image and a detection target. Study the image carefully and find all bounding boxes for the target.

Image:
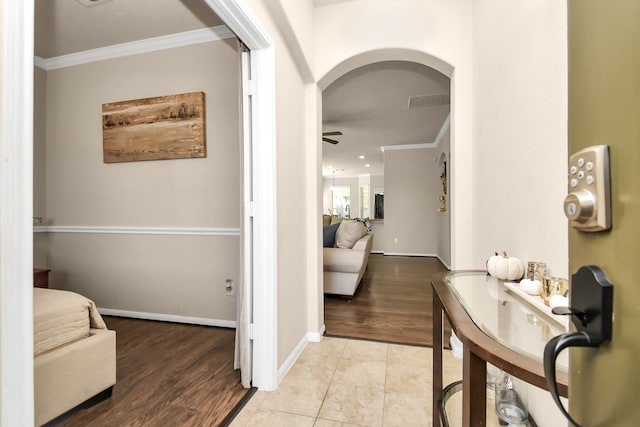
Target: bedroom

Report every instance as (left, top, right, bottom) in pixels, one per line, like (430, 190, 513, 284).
(33, 0, 242, 336)
(32, 0, 246, 424)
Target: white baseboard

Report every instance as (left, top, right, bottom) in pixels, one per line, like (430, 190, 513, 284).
(383, 252, 437, 257)
(377, 252, 452, 269)
(278, 333, 308, 384)
(98, 308, 236, 328)
(370, 250, 384, 254)
(436, 255, 452, 270)
(308, 324, 326, 342)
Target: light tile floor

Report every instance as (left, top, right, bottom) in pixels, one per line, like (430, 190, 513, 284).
(229, 337, 465, 427)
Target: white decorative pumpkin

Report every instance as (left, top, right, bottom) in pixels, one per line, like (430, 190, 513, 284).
(519, 278, 542, 295)
(487, 251, 525, 281)
(486, 252, 501, 276)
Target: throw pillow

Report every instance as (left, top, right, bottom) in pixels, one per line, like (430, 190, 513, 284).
(322, 223, 340, 248)
(335, 220, 367, 249)
(353, 217, 372, 231)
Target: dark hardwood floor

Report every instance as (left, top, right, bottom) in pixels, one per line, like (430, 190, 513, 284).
(49, 317, 251, 427)
(324, 254, 452, 347)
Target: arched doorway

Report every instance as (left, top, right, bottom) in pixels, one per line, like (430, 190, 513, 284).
(318, 49, 453, 333)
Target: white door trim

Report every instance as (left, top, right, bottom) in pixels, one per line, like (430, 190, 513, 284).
(1, 1, 36, 425)
(201, 0, 278, 390)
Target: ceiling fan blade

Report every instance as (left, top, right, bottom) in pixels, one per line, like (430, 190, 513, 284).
(322, 131, 343, 136)
(323, 137, 339, 144)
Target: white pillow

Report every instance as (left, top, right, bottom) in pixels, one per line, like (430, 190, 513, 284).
(335, 220, 367, 249)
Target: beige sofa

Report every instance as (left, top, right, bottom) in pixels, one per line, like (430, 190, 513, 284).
(323, 221, 373, 297)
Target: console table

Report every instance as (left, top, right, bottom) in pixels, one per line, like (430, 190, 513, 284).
(432, 271, 569, 426)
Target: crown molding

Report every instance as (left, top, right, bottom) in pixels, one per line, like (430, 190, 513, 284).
(381, 113, 451, 152)
(34, 25, 234, 70)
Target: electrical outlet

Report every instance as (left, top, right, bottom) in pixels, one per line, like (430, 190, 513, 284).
(225, 279, 235, 296)
(394, 237, 398, 244)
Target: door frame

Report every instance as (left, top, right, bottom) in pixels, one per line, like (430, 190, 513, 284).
(202, 0, 278, 391)
(1, 1, 36, 425)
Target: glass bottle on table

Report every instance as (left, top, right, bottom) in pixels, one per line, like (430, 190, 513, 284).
(494, 370, 529, 425)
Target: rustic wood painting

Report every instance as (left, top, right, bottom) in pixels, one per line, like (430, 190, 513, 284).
(102, 92, 206, 163)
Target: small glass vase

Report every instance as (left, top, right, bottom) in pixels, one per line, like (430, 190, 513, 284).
(494, 370, 529, 425)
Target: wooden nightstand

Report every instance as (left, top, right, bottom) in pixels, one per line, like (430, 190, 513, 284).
(34, 269, 51, 288)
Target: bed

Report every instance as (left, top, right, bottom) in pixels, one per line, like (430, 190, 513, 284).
(33, 288, 116, 426)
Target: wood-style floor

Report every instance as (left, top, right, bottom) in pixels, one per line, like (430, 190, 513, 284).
(49, 317, 251, 427)
(324, 254, 451, 347)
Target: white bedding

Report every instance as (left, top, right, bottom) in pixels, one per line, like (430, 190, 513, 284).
(33, 288, 107, 356)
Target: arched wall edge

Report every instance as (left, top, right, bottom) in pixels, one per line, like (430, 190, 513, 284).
(316, 47, 458, 272)
(317, 48, 454, 91)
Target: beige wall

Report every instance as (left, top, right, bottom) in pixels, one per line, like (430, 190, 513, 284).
(43, 41, 240, 228)
(247, 0, 315, 367)
(34, 66, 46, 225)
(384, 148, 439, 255)
(38, 233, 239, 320)
(36, 39, 242, 321)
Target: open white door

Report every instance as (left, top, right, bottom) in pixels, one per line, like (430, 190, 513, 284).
(234, 46, 253, 388)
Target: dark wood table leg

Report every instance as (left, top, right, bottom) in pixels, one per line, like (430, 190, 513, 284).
(433, 287, 443, 427)
(463, 345, 487, 426)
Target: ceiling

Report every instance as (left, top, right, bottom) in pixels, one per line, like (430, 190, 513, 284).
(34, 0, 223, 58)
(322, 61, 450, 178)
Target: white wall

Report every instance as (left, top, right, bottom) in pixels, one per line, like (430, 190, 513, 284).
(266, 0, 315, 80)
(315, 0, 475, 268)
(472, 1, 568, 425)
(472, 1, 568, 277)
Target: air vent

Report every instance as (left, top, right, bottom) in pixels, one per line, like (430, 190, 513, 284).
(75, 0, 112, 7)
(408, 94, 450, 109)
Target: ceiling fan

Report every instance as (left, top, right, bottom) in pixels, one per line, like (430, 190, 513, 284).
(322, 131, 342, 145)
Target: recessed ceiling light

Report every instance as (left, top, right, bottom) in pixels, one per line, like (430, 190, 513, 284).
(359, 155, 365, 159)
(365, 164, 370, 168)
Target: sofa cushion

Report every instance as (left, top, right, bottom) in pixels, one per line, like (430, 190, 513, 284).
(323, 247, 367, 273)
(322, 223, 340, 248)
(335, 220, 367, 249)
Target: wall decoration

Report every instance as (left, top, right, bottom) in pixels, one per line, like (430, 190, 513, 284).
(438, 153, 448, 213)
(102, 92, 206, 163)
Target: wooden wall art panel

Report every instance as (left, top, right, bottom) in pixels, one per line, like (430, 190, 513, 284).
(102, 92, 206, 163)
